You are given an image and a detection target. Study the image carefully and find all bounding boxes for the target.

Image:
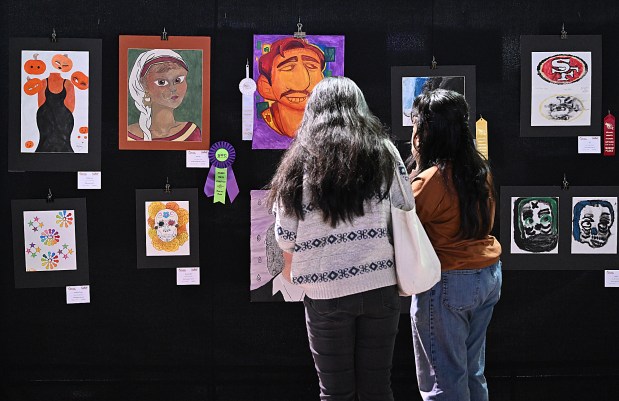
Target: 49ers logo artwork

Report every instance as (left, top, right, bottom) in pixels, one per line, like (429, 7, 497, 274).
(531, 51, 592, 127)
(537, 54, 588, 84)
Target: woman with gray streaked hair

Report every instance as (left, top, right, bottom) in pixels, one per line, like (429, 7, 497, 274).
(269, 76, 413, 401)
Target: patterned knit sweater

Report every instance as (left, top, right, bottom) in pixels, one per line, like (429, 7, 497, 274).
(273, 143, 414, 300)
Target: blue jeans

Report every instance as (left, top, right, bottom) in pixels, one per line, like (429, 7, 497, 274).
(410, 261, 502, 401)
(303, 285, 401, 401)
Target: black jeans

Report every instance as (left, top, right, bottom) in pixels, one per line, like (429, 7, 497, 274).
(303, 285, 401, 401)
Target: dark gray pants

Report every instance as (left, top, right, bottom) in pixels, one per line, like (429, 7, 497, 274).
(303, 285, 401, 401)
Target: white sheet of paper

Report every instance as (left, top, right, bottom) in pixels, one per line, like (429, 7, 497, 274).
(186, 150, 210, 168)
(578, 136, 601, 154)
(604, 270, 619, 287)
(66, 285, 91, 304)
(77, 171, 102, 189)
(177, 267, 200, 285)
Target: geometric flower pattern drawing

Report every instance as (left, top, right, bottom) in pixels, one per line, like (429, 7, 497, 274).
(511, 197, 559, 254)
(56, 209, 74, 228)
(145, 201, 190, 256)
(571, 197, 618, 254)
(23, 210, 77, 272)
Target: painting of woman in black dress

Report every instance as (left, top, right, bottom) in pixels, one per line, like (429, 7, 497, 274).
(21, 51, 90, 153)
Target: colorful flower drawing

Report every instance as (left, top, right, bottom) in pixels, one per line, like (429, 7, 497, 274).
(56, 210, 74, 228)
(41, 251, 59, 269)
(40, 228, 60, 246)
(23, 209, 77, 272)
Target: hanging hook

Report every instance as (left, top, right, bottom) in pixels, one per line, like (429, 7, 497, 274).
(560, 23, 568, 40)
(46, 188, 54, 203)
(51, 28, 57, 43)
(561, 173, 570, 190)
(164, 177, 171, 193)
(161, 27, 168, 41)
(431, 56, 437, 70)
(294, 16, 306, 39)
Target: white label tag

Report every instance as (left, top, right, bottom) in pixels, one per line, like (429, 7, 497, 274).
(578, 136, 601, 154)
(77, 171, 102, 189)
(177, 267, 200, 285)
(186, 150, 210, 168)
(66, 285, 91, 304)
(604, 270, 619, 287)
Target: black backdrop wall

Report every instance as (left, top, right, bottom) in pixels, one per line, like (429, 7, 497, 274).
(2, 1, 619, 400)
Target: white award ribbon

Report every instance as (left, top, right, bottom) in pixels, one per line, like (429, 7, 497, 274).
(239, 61, 256, 141)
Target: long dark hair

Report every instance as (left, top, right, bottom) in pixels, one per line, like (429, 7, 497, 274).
(411, 89, 495, 239)
(268, 76, 395, 227)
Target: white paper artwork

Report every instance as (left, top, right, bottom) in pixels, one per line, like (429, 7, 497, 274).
(531, 51, 592, 127)
(571, 197, 617, 254)
(23, 209, 77, 272)
(510, 196, 559, 254)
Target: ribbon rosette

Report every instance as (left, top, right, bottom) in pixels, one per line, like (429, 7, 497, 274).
(204, 141, 239, 204)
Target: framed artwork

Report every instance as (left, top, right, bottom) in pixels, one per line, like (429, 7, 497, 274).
(500, 186, 618, 270)
(391, 65, 476, 140)
(250, 190, 304, 302)
(135, 188, 199, 268)
(119, 36, 211, 150)
(520, 35, 602, 137)
(8, 38, 102, 171)
(252, 34, 345, 150)
(11, 198, 89, 288)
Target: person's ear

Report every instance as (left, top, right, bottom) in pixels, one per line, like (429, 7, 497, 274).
(256, 75, 275, 100)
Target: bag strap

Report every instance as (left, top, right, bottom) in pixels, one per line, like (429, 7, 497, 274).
(386, 141, 415, 210)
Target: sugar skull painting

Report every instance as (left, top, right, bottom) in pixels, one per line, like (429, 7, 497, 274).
(22, 209, 77, 272)
(145, 201, 190, 256)
(512, 197, 559, 254)
(252, 35, 345, 149)
(572, 197, 617, 254)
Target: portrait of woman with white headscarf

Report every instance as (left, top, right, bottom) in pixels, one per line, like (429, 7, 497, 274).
(127, 48, 201, 142)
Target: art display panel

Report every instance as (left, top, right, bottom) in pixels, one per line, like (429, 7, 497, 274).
(119, 36, 211, 150)
(500, 186, 619, 270)
(252, 35, 345, 150)
(11, 198, 89, 288)
(8, 38, 102, 171)
(520, 35, 602, 137)
(135, 188, 199, 268)
(250, 190, 304, 302)
(391, 65, 476, 140)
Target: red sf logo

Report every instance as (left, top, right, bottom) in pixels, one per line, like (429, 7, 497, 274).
(537, 54, 588, 84)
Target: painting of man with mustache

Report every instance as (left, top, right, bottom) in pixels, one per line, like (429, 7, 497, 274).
(253, 35, 344, 149)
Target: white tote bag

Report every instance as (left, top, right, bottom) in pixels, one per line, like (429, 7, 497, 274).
(391, 169, 441, 296)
